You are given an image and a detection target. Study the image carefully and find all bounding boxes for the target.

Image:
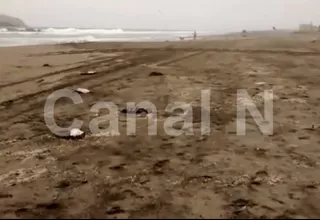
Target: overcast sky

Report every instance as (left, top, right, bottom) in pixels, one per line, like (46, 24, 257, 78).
(1, 0, 320, 32)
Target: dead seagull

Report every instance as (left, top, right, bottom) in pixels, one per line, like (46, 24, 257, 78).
(54, 128, 85, 139)
(70, 128, 84, 138)
(74, 88, 90, 94)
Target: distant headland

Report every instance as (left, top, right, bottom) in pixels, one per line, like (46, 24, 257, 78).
(0, 14, 27, 27)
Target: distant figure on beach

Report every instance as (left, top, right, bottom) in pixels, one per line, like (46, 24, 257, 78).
(193, 31, 197, 40)
(273, 26, 276, 31)
(242, 29, 247, 37)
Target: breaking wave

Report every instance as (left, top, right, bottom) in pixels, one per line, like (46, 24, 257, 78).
(0, 35, 102, 47)
(0, 27, 193, 36)
(56, 35, 101, 43)
(0, 27, 202, 46)
(42, 28, 125, 35)
(0, 27, 125, 35)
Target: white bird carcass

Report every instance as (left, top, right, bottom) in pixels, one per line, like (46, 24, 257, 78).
(69, 128, 84, 138)
(74, 88, 90, 94)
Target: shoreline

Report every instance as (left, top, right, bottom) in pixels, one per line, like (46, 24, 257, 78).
(0, 28, 203, 48)
(1, 29, 319, 49)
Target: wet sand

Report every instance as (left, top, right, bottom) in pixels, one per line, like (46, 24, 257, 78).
(1, 33, 320, 218)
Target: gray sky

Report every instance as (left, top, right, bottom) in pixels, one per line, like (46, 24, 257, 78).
(1, 0, 320, 32)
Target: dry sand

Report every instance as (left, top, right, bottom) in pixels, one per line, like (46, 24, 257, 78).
(1, 32, 320, 218)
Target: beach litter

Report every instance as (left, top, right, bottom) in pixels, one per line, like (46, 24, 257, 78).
(255, 82, 266, 86)
(149, 71, 164, 77)
(74, 88, 90, 94)
(80, 70, 97, 75)
(43, 63, 52, 67)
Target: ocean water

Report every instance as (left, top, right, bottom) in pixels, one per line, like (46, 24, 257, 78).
(0, 27, 204, 47)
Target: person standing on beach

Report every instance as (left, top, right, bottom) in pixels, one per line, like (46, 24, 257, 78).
(193, 30, 197, 40)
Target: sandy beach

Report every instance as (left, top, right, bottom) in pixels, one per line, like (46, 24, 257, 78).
(1, 32, 320, 218)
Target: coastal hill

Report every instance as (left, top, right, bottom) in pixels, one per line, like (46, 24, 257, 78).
(0, 14, 27, 27)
